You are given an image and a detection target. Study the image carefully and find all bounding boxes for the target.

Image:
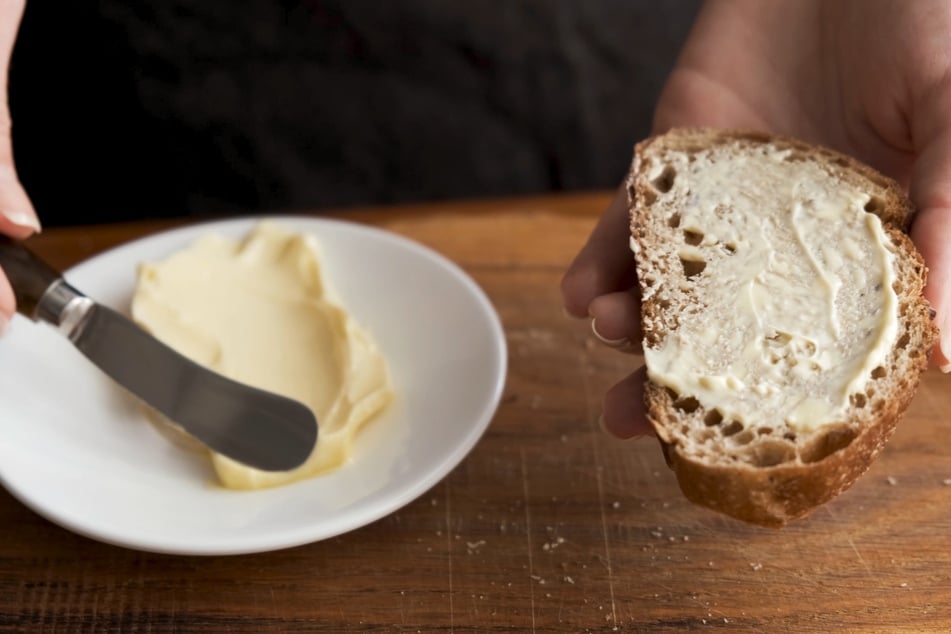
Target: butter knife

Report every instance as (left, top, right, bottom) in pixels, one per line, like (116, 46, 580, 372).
(0, 236, 318, 472)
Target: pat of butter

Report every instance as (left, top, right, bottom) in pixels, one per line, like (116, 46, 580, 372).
(640, 147, 898, 433)
(131, 222, 393, 489)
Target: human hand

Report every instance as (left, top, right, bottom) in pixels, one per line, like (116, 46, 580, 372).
(561, 0, 951, 438)
(0, 0, 41, 332)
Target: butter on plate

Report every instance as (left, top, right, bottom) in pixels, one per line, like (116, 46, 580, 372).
(131, 221, 393, 489)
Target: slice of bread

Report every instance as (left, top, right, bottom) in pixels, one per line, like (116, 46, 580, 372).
(627, 128, 937, 527)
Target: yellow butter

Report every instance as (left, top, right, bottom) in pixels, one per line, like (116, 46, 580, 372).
(638, 147, 898, 433)
(131, 222, 392, 488)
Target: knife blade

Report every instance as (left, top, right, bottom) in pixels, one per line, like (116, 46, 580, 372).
(0, 235, 318, 472)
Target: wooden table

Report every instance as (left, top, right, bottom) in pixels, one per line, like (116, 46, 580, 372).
(3, 192, 951, 632)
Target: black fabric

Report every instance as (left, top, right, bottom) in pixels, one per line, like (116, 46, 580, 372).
(10, 0, 700, 226)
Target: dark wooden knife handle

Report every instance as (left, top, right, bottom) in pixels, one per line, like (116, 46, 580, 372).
(0, 235, 63, 320)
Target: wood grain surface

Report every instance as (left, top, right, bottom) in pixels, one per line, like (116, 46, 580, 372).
(2, 192, 950, 632)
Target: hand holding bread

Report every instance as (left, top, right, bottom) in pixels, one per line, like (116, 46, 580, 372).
(630, 128, 935, 525)
(562, 0, 951, 523)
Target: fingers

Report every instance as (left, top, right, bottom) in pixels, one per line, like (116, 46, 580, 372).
(588, 289, 642, 353)
(910, 81, 951, 370)
(601, 365, 651, 439)
(0, 168, 40, 239)
(0, 0, 37, 330)
(562, 188, 647, 435)
(911, 203, 951, 370)
(560, 187, 637, 318)
(0, 0, 37, 241)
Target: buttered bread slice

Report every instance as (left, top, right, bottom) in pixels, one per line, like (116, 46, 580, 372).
(628, 128, 936, 526)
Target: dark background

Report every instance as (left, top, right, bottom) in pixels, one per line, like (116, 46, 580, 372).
(8, 0, 700, 227)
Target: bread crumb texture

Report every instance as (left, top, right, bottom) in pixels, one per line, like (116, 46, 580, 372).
(628, 129, 936, 526)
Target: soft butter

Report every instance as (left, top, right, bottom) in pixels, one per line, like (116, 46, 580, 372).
(640, 147, 898, 433)
(132, 222, 393, 489)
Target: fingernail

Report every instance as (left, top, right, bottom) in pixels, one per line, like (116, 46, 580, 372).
(591, 318, 630, 348)
(2, 210, 41, 233)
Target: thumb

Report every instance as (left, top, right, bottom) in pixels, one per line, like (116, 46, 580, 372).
(0, 0, 37, 239)
(910, 80, 951, 370)
(0, 0, 39, 328)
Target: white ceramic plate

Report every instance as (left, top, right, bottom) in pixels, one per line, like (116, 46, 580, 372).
(0, 217, 506, 555)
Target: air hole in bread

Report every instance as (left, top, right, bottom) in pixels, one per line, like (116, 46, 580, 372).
(680, 257, 707, 279)
(683, 229, 704, 246)
(782, 151, 806, 163)
(896, 332, 910, 349)
(667, 212, 681, 228)
(851, 393, 867, 408)
(732, 430, 755, 446)
(864, 196, 885, 214)
(750, 440, 795, 467)
(721, 420, 743, 437)
(801, 427, 857, 463)
(757, 427, 773, 436)
(673, 396, 700, 413)
(871, 366, 886, 379)
(641, 187, 657, 207)
(704, 409, 723, 426)
(652, 165, 677, 193)
(723, 242, 737, 255)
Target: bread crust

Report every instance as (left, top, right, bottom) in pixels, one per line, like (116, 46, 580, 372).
(627, 128, 937, 527)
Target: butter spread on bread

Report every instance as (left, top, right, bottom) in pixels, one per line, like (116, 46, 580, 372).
(628, 128, 936, 526)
